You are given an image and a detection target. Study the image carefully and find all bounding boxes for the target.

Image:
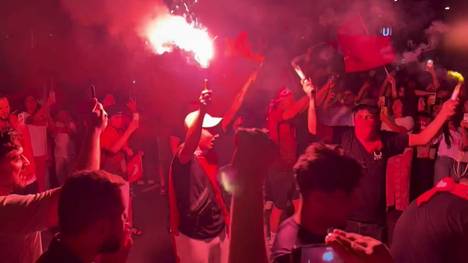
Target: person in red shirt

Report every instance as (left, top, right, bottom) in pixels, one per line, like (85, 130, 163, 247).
(100, 99, 140, 236)
(265, 81, 316, 238)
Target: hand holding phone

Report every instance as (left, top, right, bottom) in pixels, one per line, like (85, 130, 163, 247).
(295, 245, 343, 263)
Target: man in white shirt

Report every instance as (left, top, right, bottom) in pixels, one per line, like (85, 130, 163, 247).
(53, 110, 77, 185)
(0, 98, 107, 263)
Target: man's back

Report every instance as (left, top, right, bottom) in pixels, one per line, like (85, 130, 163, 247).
(392, 192, 468, 263)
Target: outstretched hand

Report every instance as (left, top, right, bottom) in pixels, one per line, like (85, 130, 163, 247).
(325, 229, 393, 263)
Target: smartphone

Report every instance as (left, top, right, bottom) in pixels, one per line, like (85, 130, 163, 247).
(293, 245, 343, 263)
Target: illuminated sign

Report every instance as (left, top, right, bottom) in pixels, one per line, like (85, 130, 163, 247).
(381, 27, 392, 36)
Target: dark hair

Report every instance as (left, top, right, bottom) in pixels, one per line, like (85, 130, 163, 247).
(294, 143, 363, 196)
(58, 170, 126, 236)
(352, 104, 379, 117)
(0, 128, 21, 159)
(442, 102, 463, 148)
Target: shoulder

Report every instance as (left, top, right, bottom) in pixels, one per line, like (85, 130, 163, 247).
(271, 217, 300, 261)
(171, 149, 193, 171)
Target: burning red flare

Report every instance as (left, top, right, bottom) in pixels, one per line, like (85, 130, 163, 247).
(144, 15, 214, 68)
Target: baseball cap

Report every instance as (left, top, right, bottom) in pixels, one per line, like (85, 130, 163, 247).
(184, 111, 222, 129)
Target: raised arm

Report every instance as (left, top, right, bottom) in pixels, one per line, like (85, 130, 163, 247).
(102, 100, 139, 154)
(222, 69, 259, 131)
(229, 129, 274, 263)
(389, 76, 398, 99)
(427, 64, 440, 91)
(380, 108, 408, 133)
(379, 74, 396, 98)
(282, 96, 309, 120)
(74, 99, 108, 171)
(356, 81, 370, 103)
(302, 79, 317, 135)
(409, 99, 458, 146)
(378, 78, 389, 97)
(178, 89, 211, 163)
(316, 77, 336, 107)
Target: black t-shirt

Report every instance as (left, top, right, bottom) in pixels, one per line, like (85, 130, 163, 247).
(171, 154, 225, 239)
(271, 217, 326, 263)
(340, 129, 408, 224)
(37, 237, 83, 263)
(392, 193, 468, 263)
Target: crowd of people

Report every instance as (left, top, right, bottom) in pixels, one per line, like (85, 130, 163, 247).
(1, 48, 468, 263)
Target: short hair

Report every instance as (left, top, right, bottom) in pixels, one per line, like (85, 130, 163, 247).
(58, 170, 126, 235)
(294, 143, 363, 196)
(352, 104, 379, 116)
(0, 128, 21, 159)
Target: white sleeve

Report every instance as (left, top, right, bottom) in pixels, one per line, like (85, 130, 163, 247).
(0, 188, 60, 235)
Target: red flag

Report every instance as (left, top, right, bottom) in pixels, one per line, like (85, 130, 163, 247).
(225, 32, 264, 63)
(337, 15, 395, 72)
(339, 34, 395, 72)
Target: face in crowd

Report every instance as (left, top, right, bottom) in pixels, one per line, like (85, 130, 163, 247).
(199, 128, 219, 152)
(24, 96, 38, 114)
(0, 130, 30, 191)
(354, 107, 380, 139)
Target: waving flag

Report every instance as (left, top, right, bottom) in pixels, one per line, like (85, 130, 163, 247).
(338, 16, 395, 72)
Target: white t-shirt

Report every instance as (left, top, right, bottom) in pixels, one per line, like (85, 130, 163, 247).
(54, 121, 76, 158)
(382, 116, 415, 133)
(19, 112, 48, 157)
(0, 189, 59, 263)
(437, 130, 461, 159)
(27, 124, 48, 157)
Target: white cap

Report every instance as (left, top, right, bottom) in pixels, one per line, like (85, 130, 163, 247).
(184, 111, 222, 129)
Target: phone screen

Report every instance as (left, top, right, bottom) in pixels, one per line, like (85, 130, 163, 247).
(298, 245, 343, 263)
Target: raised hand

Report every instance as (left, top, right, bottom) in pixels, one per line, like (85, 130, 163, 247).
(439, 98, 459, 119)
(90, 98, 108, 131)
(126, 98, 138, 113)
(199, 89, 213, 110)
(232, 128, 276, 185)
(301, 78, 315, 98)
